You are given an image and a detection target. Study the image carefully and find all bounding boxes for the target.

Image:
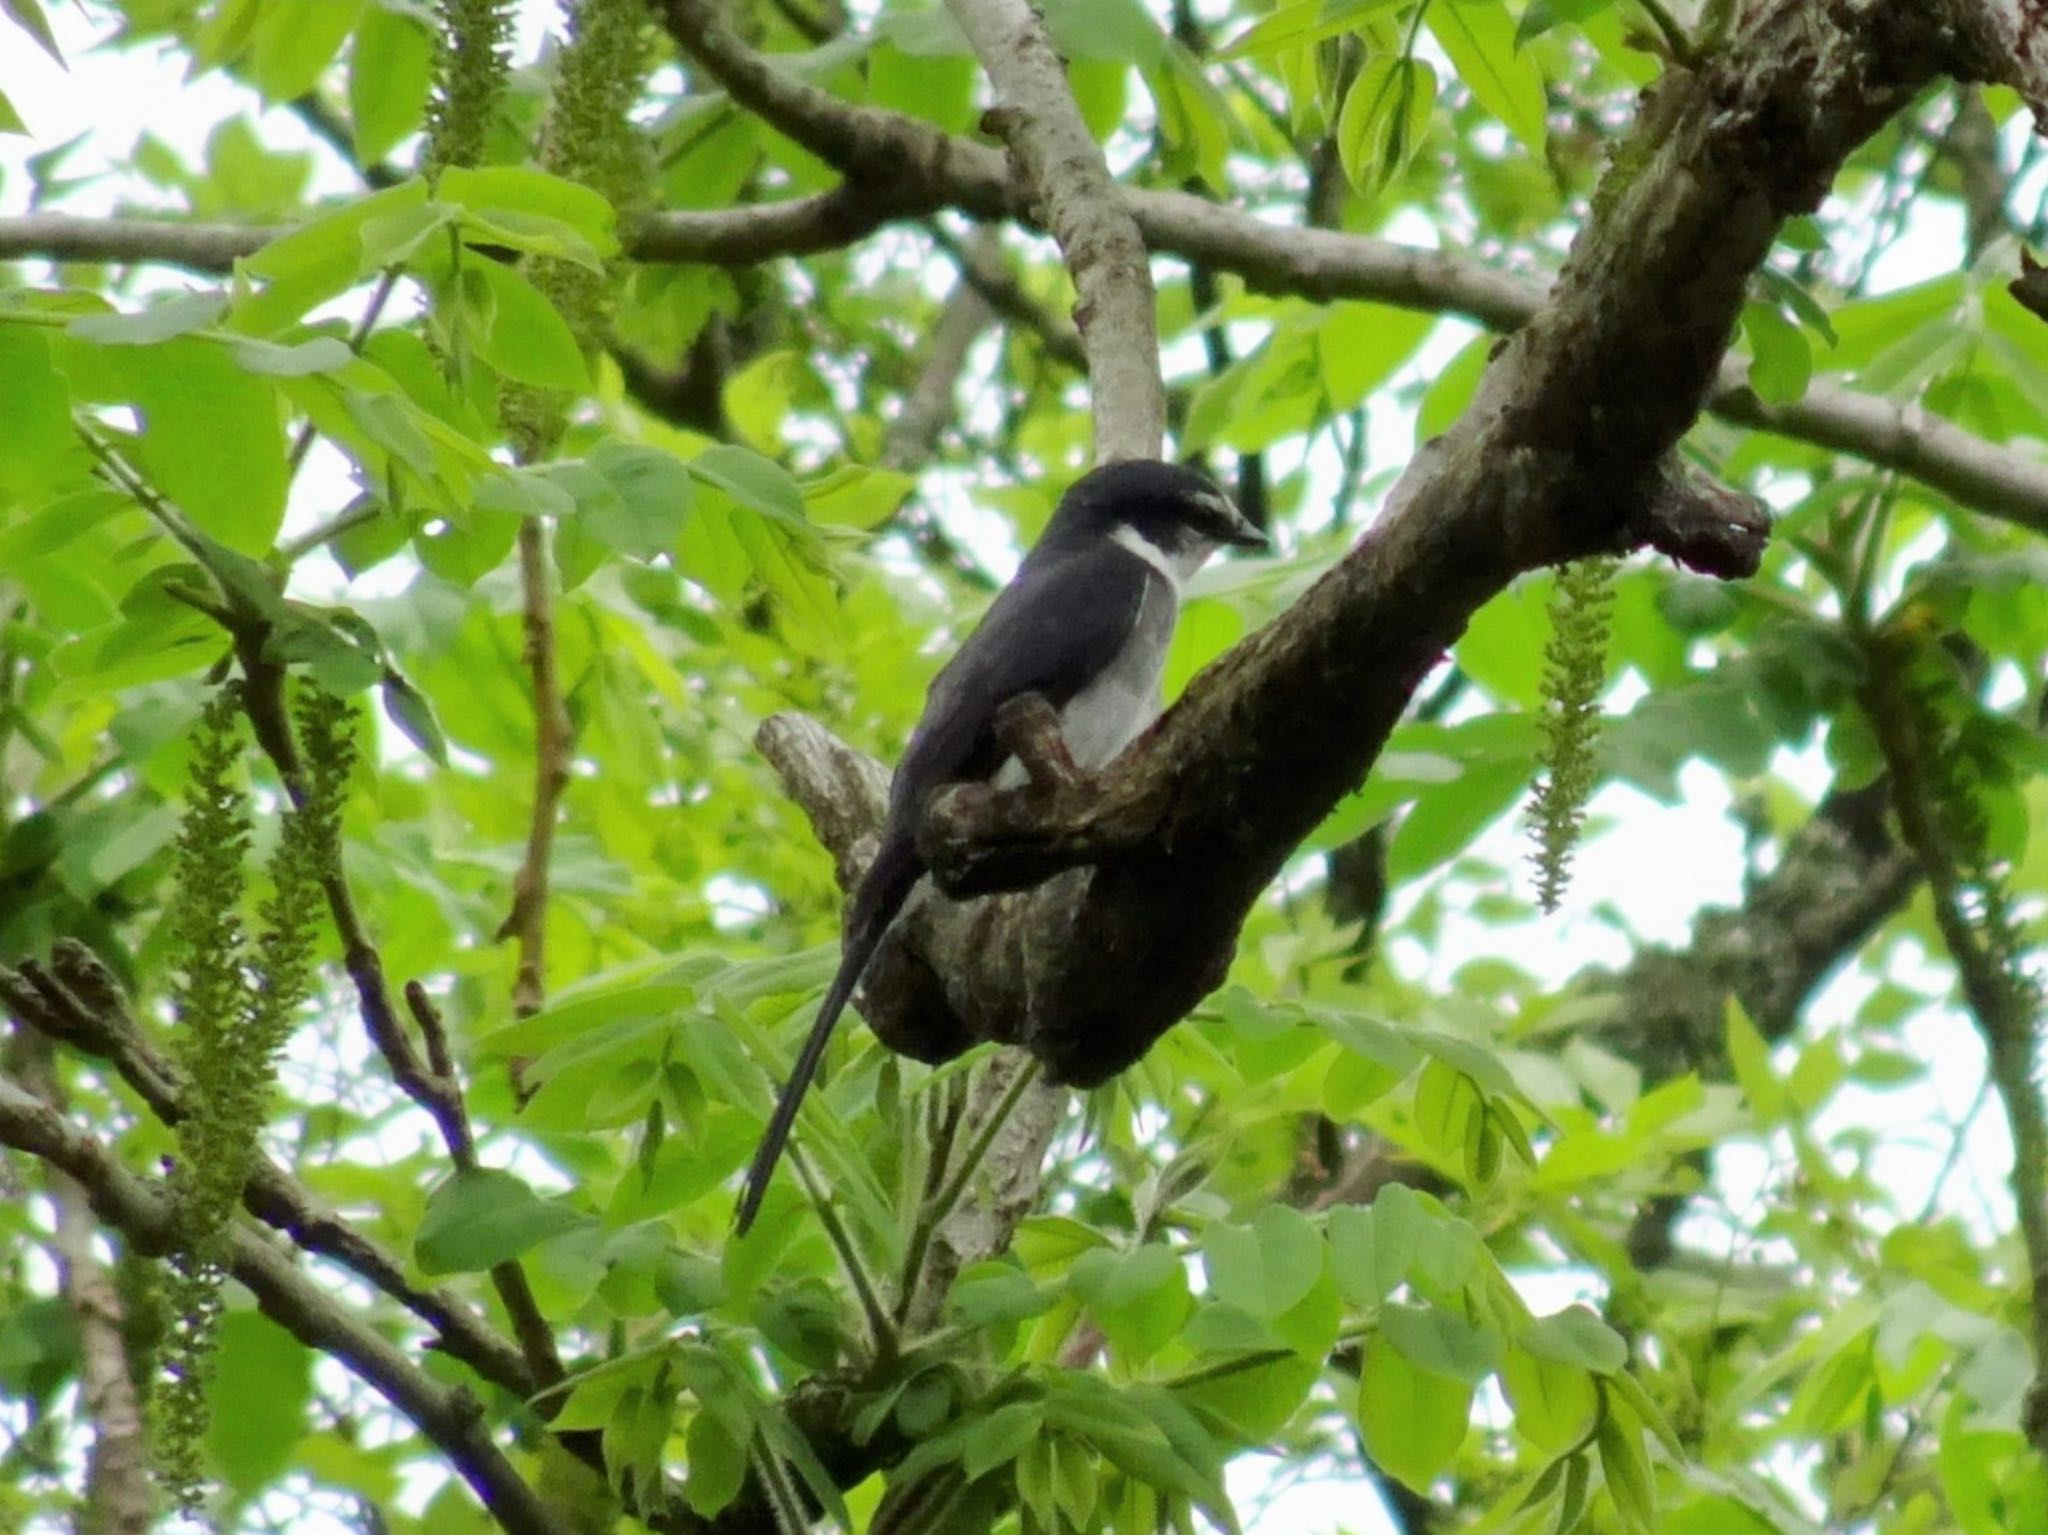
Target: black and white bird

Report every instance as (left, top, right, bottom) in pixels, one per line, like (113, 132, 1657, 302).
(735, 458, 1265, 1233)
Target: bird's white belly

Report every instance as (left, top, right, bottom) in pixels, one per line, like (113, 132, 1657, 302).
(994, 573, 1176, 786)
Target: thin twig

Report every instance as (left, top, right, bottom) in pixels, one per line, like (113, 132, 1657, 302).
(288, 267, 401, 478)
(1, 942, 538, 1398)
(278, 500, 385, 564)
(0, 1075, 576, 1535)
(498, 518, 576, 1020)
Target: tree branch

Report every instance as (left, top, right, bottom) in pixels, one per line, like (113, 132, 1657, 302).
(946, 0, 1164, 459)
(0, 943, 536, 1400)
(762, 1, 1972, 1090)
(10, 1031, 152, 1535)
(8, 186, 2048, 535)
(0, 1077, 574, 1535)
(499, 520, 574, 1020)
(226, 646, 568, 1392)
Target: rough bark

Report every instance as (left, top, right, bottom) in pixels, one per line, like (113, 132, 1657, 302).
(804, 2, 1953, 1085)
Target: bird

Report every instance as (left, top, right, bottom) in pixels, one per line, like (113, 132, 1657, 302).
(734, 458, 1266, 1233)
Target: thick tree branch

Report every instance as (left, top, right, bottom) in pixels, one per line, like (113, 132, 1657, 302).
(0, 1077, 573, 1535)
(946, 0, 1165, 459)
(658, 0, 1017, 217)
(764, 1, 1970, 1088)
(8, 212, 2048, 535)
(649, 4, 2048, 531)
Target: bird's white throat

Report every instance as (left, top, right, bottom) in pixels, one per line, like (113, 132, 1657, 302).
(1110, 523, 1213, 594)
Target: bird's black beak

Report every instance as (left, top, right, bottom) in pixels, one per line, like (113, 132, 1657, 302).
(1196, 487, 1268, 550)
(1221, 513, 1269, 550)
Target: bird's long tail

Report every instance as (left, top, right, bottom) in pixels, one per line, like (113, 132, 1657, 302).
(734, 833, 922, 1233)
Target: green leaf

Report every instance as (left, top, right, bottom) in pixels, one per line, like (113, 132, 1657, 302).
(683, 1409, 747, 1519)
(1070, 1244, 1192, 1363)
(1516, 0, 1616, 44)
(239, 179, 431, 332)
(379, 672, 448, 763)
(1016, 1437, 1057, 1529)
(463, 260, 590, 391)
(579, 440, 695, 557)
(1357, 1334, 1473, 1491)
(963, 1401, 1043, 1480)
(227, 335, 354, 377)
(1174, 1349, 1321, 1441)
(1368, 1182, 1423, 1295)
(0, 86, 24, 135)
(357, 199, 456, 269)
(1602, 1368, 1685, 1460)
(1412, 1057, 1481, 1162)
(1500, 1348, 1599, 1453)
(68, 290, 229, 345)
(1724, 996, 1785, 1122)
(1329, 1205, 1387, 1307)
(689, 444, 806, 525)
(1597, 1406, 1655, 1532)
(1318, 302, 1436, 411)
(1219, 0, 1407, 58)
(250, 0, 364, 102)
(2, 0, 63, 66)
(867, 42, 976, 134)
(1182, 324, 1322, 453)
(952, 1263, 1055, 1327)
(1429, 0, 1549, 156)
(1521, 1305, 1629, 1374)
(121, 338, 289, 553)
(1379, 1301, 1504, 1382)
(0, 489, 130, 564)
(0, 327, 75, 500)
(653, 1250, 726, 1317)
(1388, 757, 1526, 882)
(1742, 300, 1813, 404)
(415, 1168, 592, 1274)
(349, 3, 433, 164)
(803, 463, 915, 529)
(266, 609, 384, 694)
(1336, 55, 1436, 197)
(205, 1311, 313, 1492)
(439, 164, 620, 259)
(1202, 1205, 1325, 1320)
(752, 1280, 846, 1371)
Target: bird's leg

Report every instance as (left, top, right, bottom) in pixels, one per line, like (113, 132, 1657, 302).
(993, 693, 1086, 793)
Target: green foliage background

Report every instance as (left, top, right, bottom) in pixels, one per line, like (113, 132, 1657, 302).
(1, 0, 2045, 1532)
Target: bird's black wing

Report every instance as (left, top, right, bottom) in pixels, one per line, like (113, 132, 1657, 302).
(889, 541, 1156, 819)
(733, 543, 1154, 1234)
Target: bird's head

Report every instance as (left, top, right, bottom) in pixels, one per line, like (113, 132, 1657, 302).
(1042, 459, 1268, 567)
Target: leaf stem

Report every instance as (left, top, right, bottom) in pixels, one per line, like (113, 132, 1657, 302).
(286, 267, 400, 479)
(790, 1146, 899, 1360)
